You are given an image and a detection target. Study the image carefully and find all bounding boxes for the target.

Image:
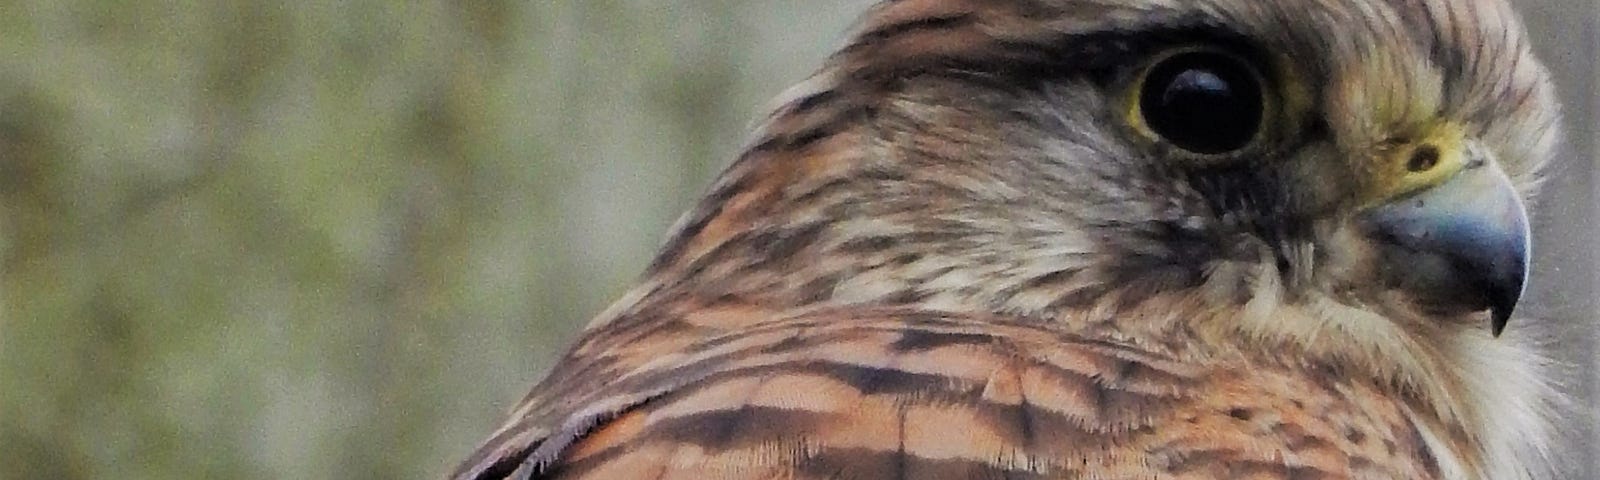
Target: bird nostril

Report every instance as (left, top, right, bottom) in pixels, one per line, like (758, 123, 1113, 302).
(1408, 145, 1441, 172)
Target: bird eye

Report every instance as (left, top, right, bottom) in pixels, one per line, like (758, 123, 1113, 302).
(1137, 51, 1264, 155)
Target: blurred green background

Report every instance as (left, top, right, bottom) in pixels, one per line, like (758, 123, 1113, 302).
(0, 1, 1593, 479)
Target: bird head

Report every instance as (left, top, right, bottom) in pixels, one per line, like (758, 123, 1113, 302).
(577, 0, 1568, 476)
(608, 0, 1565, 475)
(638, 0, 1557, 341)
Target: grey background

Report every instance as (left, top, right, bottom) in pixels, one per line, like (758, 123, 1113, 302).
(1521, 0, 1600, 477)
(0, 1, 1590, 478)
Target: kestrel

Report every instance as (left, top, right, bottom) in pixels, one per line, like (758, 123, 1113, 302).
(454, 0, 1567, 478)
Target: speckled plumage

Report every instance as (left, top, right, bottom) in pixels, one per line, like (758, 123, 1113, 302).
(453, 0, 1566, 478)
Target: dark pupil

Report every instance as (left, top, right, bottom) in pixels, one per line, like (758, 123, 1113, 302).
(1139, 52, 1263, 154)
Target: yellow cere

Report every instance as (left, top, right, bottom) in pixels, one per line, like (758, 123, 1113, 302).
(1372, 122, 1470, 204)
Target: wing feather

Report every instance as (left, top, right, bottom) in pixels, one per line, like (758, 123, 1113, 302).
(452, 306, 1443, 479)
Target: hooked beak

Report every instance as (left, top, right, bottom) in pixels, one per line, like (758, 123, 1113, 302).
(1359, 157, 1530, 337)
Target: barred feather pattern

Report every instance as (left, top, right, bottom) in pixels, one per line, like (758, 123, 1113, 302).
(518, 307, 1441, 479)
(453, 0, 1565, 479)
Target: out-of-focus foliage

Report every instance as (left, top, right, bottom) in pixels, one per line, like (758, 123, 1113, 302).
(0, 1, 1591, 479)
(0, 2, 861, 478)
